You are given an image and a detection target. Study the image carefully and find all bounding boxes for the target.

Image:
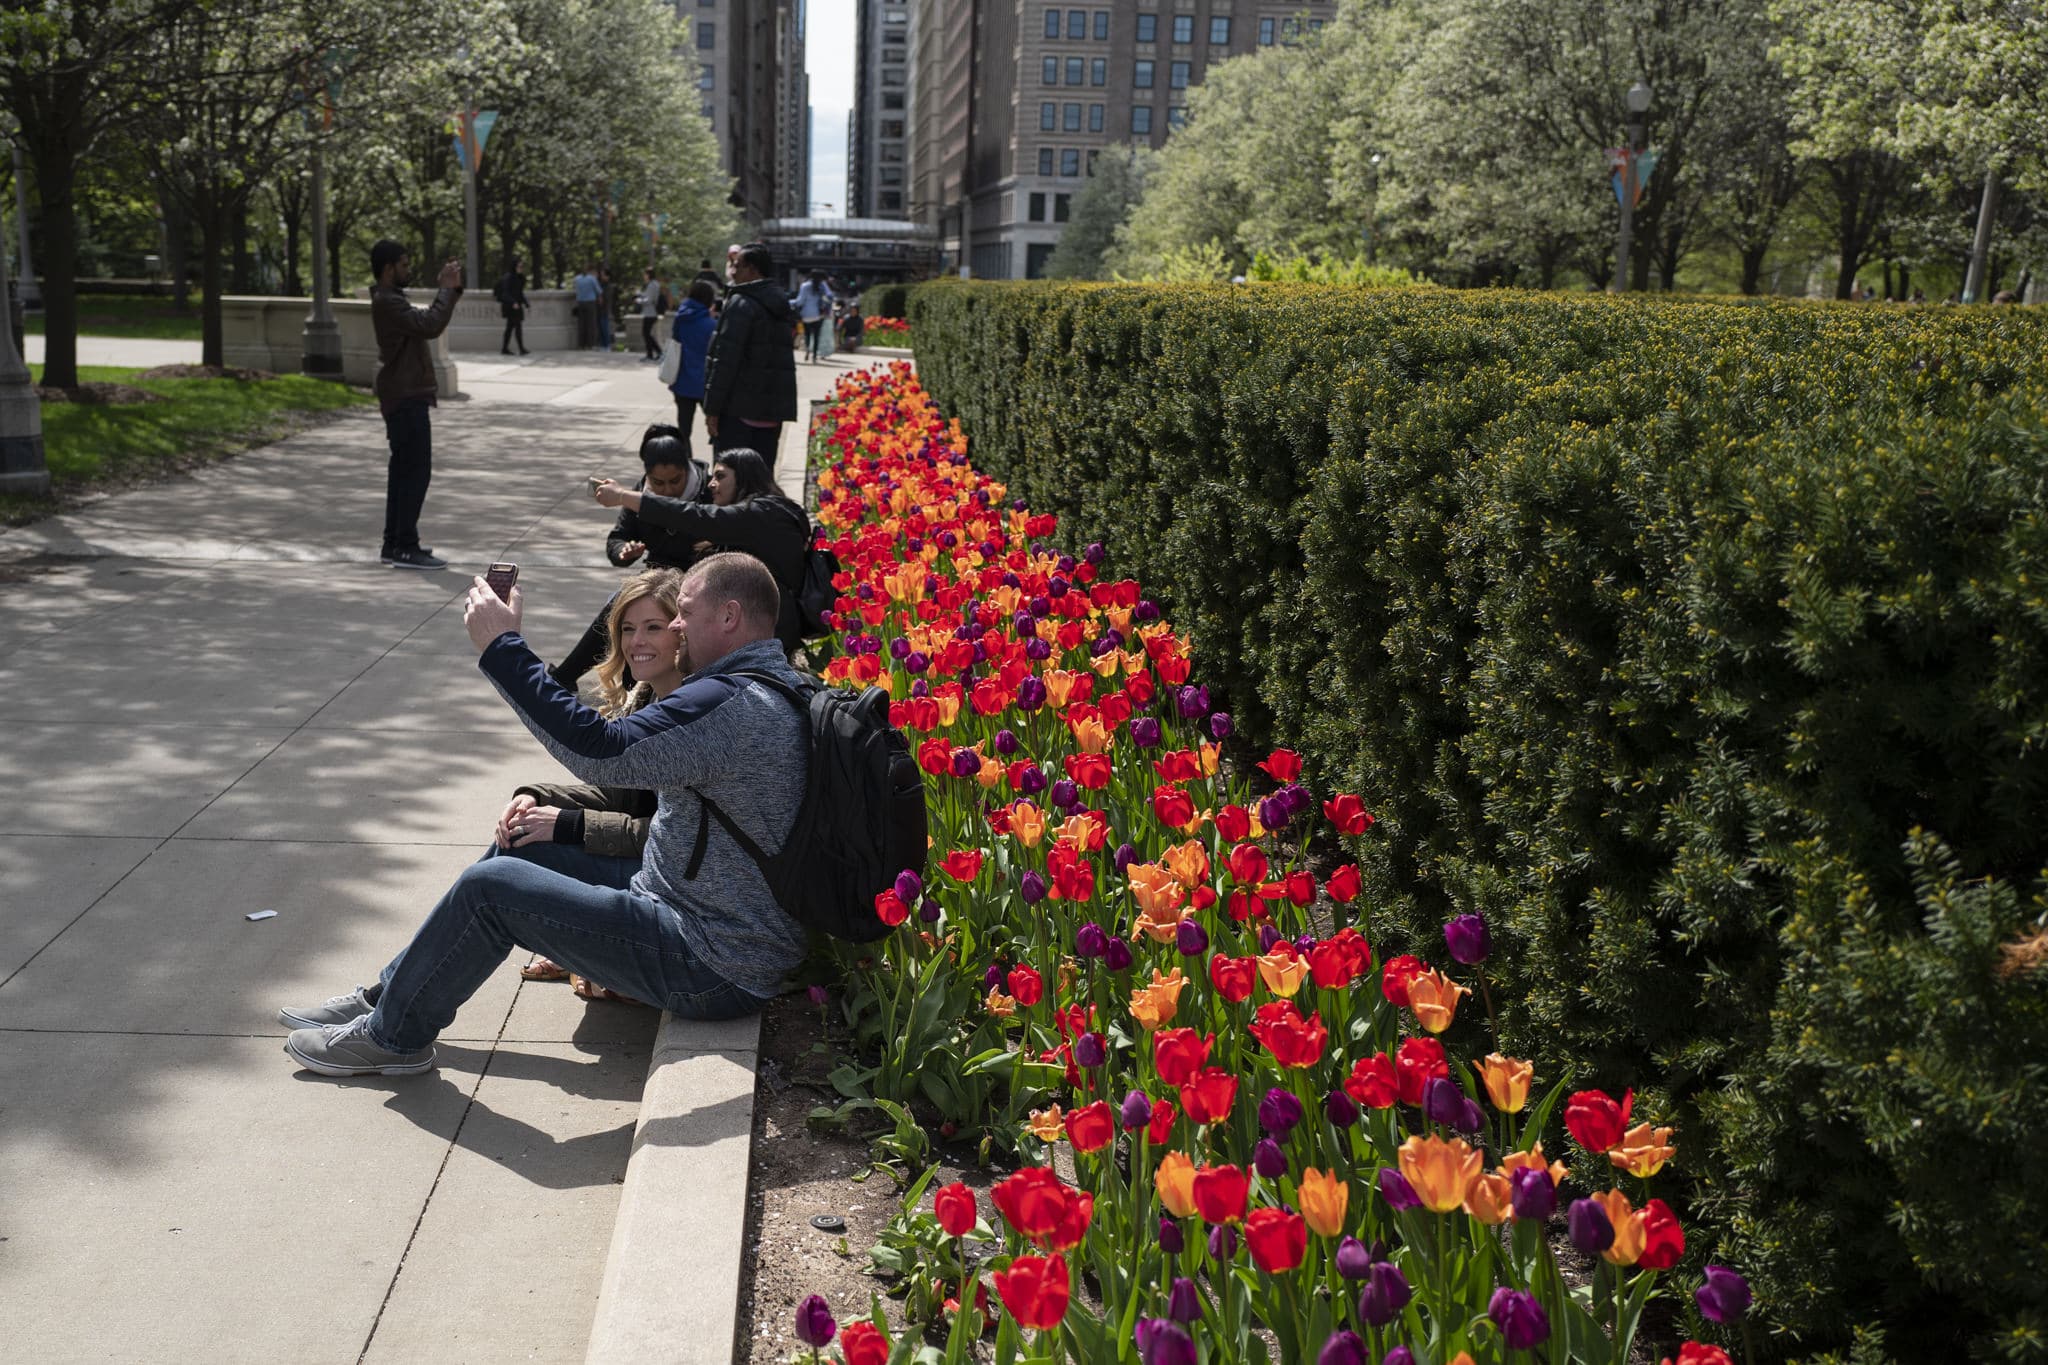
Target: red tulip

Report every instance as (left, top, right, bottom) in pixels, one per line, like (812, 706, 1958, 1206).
(1325, 863, 1362, 903)
(1225, 889, 1260, 923)
(1191, 1163, 1249, 1224)
(1065, 1101, 1116, 1154)
(1394, 1036, 1449, 1107)
(1381, 954, 1427, 1007)
(1063, 753, 1113, 789)
(934, 1182, 978, 1237)
(1152, 1027, 1214, 1086)
(1344, 1052, 1399, 1108)
(994, 1253, 1070, 1330)
(1225, 842, 1269, 885)
(1307, 928, 1371, 988)
(1153, 750, 1202, 782)
(1048, 848, 1095, 902)
(1214, 805, 1252, 842)
(1248, 1001, 1328, 1069)
(1244, 1206, 1308, 1273)
(1565, 1088, 1633, 1153)
(941, 848, 984, 881)
(1178, 1066, 1239, 1125)
(992, 1167, 1073, 1245)
(1257, 749, 1303, 783)
(1638, 1198, 1685, 1271)
(873, 890, 909, 927)
(1147, 1096, 1177, 1145)
(916, 736, 954, 776)
(839, 1319, 890, 1365)
(1007, 964, 1044, 1006)
(1322, 794, 1375, 835)
(1208, 953, 1257, 1003)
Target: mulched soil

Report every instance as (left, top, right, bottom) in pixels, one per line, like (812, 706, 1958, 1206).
(33, 382, 165, 404)
(133, 363, 277, 381)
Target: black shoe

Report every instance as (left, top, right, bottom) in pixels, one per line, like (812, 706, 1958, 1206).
(501, 348, 513, 355)
(387, 549, 447, 570)
(378, 545, 433, 564)
(519, 349, 530, 356)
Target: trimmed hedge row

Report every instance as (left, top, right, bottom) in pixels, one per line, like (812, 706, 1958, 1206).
(908, 281, 2048, 1362)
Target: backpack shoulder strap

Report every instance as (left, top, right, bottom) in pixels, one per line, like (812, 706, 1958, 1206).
(682, 666, 815, 881)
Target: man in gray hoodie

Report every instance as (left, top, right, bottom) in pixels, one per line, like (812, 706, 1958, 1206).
(279, 552, 809, 1077)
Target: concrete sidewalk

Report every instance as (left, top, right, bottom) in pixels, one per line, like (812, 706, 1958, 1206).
(0, 344, 870, 1361)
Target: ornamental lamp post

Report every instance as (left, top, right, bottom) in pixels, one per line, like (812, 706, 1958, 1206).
(1613, 80, 1651, 293)
(0, 260, 48, 497)
(1366, 152, 1384, 266)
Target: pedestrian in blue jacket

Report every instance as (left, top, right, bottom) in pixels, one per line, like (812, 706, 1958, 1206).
(668, 279, 720, 445)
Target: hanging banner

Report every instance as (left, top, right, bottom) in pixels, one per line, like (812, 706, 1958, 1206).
(452, 109, 499, 174)
(1606, 147, 1658, 208)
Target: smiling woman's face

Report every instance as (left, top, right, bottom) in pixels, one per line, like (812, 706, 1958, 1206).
(616, 596, 681, 688)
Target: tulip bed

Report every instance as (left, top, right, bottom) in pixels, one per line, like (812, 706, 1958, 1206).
(865, 317, 914, 346)
(787, 362, 1750, 1365)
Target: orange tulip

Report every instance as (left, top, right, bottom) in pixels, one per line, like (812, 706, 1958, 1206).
(1593, 1188, 1645, 1267)
(1256, 948, 1309, 998)
(1608, 1122, 1678, 1179)
(1476, 1054, 1534, 1113)
(1405, 968, 1470, 1034)
(1463, 1171, 1513, 1225)
(1009, 802, 1048, 849)
(1026, 1106, 1065, 1142)
(1069, 713, 1112, 754)
(1161, 839, 1210, 888)
(1499, 1142, 1570, 1188)
(1128, 863, 1187, 920)
(1128, 968, 1187, 1031)
(1154, 1150, 1197, 1218)
(985, 987, 1016, 1018)
(1298, 1167, 1349, 1238)
(1397, 1134, 1483, 1214)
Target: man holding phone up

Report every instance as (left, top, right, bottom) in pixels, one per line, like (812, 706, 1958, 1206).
(370, 240, 462, 570)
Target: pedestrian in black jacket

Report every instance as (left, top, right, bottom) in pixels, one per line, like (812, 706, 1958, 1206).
(593, 446, 809, 654)
(495, 257, 530, 355)
(701, 243, 798, 469)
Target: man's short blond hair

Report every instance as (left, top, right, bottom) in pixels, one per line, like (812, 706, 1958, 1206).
(684, 551, 781, 633)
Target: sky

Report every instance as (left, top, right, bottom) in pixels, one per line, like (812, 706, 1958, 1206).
(808, 0, 857, 215)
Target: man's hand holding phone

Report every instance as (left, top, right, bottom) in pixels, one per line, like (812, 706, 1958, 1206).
(438, 259, 464, 290)
(464, 574, 524, 652)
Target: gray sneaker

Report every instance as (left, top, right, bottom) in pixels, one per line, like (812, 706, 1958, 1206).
(278, 985, 376, 1031)
(285, 1015, 436, 1077)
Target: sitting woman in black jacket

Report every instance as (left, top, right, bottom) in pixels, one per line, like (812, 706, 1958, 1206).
(592, 447, 810, 654)
(552, 426, 708, 687)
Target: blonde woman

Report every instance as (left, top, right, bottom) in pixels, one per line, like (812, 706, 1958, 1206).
(501, 569, 684, 998)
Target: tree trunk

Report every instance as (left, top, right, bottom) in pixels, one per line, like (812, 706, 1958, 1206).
(1739, 244, 1767, 296)
(28, 148, 80, 390)
(229, 201, 252, 293)
(199, 198, 226, 369)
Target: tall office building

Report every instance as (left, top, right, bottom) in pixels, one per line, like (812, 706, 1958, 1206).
(849, 0, 916, 218)
(685, 0, 810, 228)
(907, 1, 1338, 277)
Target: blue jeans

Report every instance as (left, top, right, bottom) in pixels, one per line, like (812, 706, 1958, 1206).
(365, 842, 761, 1051)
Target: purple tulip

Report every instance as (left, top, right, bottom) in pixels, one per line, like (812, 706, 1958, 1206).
(1257, 1087, 1303, 1138)
(1334, 1236, 1372, 1281)
(1422, 1076, 1465, 1129)
(1049, 574, 1070, 596)
(1024, 636, 1052, 661)
(1090, 635, 1118, 659)
(1121, 1088, 1153, 1130)
(1253, 1138, 1288, 1179)
(1208, 1224, 1237, 1260)
(1209, 711, 1233, 740)
(1568, 1198, 1615, 1255)
(888, 636, 910, 660)
(1135, 598, 1161, 622)
(1257, 794, 1292, 832)
(905, 650, 930, 675)
(1029, 594, 1052, 617)
(1317, 1330, 1369, 1365)
(1257, 924, 1284, 953)
(919, 900, 942, 924)
(909, 679, 928, 698)
(1017, 676, 1047, 710)
(1113, 841, 1140, 874)
(1075, 922, 1108, 958)
(1356, 1261, 1412, 1326)
(1382, 1350, 1416, 1365)
(1103, 936, 1134, 971)
(1324, 1088, 1360, 1128)
(1020, 871, 1048, 904)
(1177, 684, 1210, 719)
(894, 869, 923, 903)
(993, 728, 1020, 755)
(1074, 1032, 1106, 1068)
(982, 963, 1005, 990)
(806, 984, 829, 1006)
(1444, 913, 1491, 965)
(1508, 1165, 1556, 1222)
(1489, 1288, 1550, 1349)
(1166, 1276, 1201, 1323)
(1130, 716, 1163, 748)
(1084, 541, 1107, 565)
(1050, 778, 1080, 810)
(950, 749, 980, 778)
(794, 1294, 836, 1348)
(1157, 1214, 1184, 1254)
(1278, 784, 1314, 819)
(1134, 1318, 1196, 1365)
(1175, 919, 1209, 956)
(1015, 764, 1048, 795)
(1377, 1168, 1421, 1212)
(1696, 1265, 1753, 1324)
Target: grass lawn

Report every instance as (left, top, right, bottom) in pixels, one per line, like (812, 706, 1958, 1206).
(1, 365, 372, 525)
(25, 294, 206, 341)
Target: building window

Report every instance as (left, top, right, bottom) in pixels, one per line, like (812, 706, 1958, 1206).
(1029, 192, 1047, 222)
(1044, 8, 1060, 38)
(1066, 56, 1084, 84)
(1167, 105, 1187, 128)
(1062, 102, 1081, 131)
(699, 63, 715, 90)
(1090, 57, 1106, 85)
(883, 92, 905, 109)
(882, 47, 905, 61)
(1169, 60, 1190, 88)
(1172, 14, 1193, 43)
(1041, 102, 1057, 131)
(1310, 19, 1324, 32)
(1061, 148, 1080, 176)
(1054, 193, 1072, 222)
(880, 190, 902, 210)
(881, 144, 904, 162)
(881, 166, 904, 184)
(1027, 242, 1056, 278)
(1136, 13, 1156, 42)
(1067, 8, 1085, 39)
(882, 68, 905, 85)
(697, 20, 715, 48)
(1088, 102, 1104, 132)
(885, 7, 907, 19)
(1209, 16, 1230, 45)
(703, 104, 716, 128)
(1093, 9, 1109, 39)
(1040, 147, 1056, 175)
(881, 119, 904, 137)
(1043, 55, 1058, 84)
(1131, 105, 1152, 134)
(1258, 16, 1275, 44)
(1134, 59, 1154, 87)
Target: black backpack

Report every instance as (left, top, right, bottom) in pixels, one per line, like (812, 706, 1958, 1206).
(796, 537, 841, 638)
(683, 668, 926, 943)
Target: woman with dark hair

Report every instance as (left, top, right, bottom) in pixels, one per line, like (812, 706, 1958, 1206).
(592, 446, 810, 653)
(550, 426, 709, 687)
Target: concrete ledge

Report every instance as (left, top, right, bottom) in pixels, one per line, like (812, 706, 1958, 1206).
(585, 1010, 762, 1364)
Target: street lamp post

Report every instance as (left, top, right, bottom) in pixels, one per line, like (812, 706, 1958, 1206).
(1961, 166, 2001, 304)
(11, 142, 41, 311)
(0, 261, 48, 496)
(1613, 80, 1651, 293)
(301, 140, 343, 379)
(1366, 152, 1384, 266)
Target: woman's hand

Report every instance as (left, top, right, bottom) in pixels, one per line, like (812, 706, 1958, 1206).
(494, 794, 536, 848)
(693, 539, 714, 554)
(616, 540, 647, 564)
(505, 805, 563, 848)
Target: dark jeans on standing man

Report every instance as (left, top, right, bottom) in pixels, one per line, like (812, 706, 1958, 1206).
(712, 420, 781, 472)
(501, 311, 526, 354)
(642, 317, 660, 359)
(674, 395, 699, 446)
(380, 398, 433, 556)
(575, 300, 597, 348)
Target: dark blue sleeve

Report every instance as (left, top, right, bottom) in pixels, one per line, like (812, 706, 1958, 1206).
(480, 633, 745, 764)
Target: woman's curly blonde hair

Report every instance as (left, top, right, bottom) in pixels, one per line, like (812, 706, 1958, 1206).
(593, 569, 685, 717)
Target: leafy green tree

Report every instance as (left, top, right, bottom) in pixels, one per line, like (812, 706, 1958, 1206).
(1044, 145, 1153, 280)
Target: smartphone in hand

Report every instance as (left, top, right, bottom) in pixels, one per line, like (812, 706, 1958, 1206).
(484, 562, 520, 602)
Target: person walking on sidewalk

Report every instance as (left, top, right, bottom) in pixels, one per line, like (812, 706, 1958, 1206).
(701, 243, 797, 469)
(637, 267, 666, 361)
(667, 279, 718, 440)
(793, 270, 835, 363)
(370, 239, 461, 570)
(278, 553, 808, 1077)
(572, 264, 600, 348)
(495, 256, 530, 356)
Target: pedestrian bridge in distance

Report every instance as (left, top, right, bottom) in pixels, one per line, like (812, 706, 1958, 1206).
(757, 217, 940, 287)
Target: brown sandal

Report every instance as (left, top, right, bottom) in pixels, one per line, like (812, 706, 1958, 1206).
(571, 974, 648, 1006)
(519, 955, 570, 982)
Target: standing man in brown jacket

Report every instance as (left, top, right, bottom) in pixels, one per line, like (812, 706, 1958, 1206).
(370, 239, 463, 569)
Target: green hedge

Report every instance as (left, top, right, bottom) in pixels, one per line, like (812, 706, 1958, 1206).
(866, 282, 913, 320)
(909, 280, 2048, 1362)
